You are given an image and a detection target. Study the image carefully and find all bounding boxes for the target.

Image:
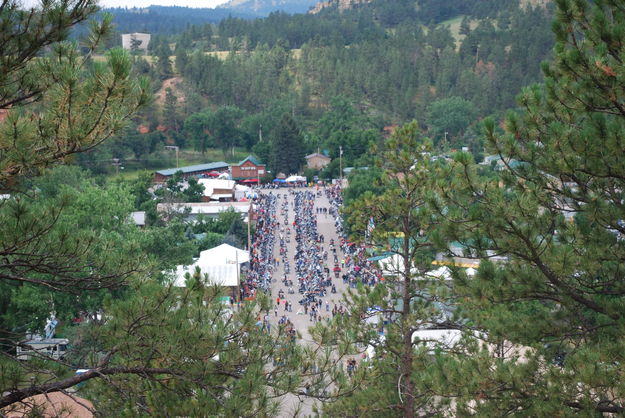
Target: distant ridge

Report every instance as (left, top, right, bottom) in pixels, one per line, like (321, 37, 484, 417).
(101, 6, 258, 35)
(216, 0, 319, 16)
(309, 0, 372, 14)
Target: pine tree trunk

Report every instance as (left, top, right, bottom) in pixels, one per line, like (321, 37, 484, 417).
(401, 215, 415, 418)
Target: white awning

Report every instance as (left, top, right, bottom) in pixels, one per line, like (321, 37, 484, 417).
(210, 193, 234, 200)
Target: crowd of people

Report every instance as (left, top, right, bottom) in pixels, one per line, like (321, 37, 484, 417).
(242, 184, 391, 380)
(244, 186, 384, 301)
(243, 193, 278, 300)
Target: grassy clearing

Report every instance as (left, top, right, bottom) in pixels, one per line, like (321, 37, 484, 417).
(107, 147, 253, 180)
(438, 15, 482, 50)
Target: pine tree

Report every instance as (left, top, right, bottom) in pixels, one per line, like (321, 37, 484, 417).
(0, 2, 307, 415)
(270, 113, 304, 175)
(431, 0, 625, 414)
(321, 122, 450, 416)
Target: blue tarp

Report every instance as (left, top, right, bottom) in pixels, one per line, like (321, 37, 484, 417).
(367, 252, 394, 262)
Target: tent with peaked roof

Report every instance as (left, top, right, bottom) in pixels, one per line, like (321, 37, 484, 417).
(172, 264, 239, 287)
(170, 244, 249, 288)
(198, 243, 249, 265)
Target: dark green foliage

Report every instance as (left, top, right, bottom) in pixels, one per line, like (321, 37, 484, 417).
(270, 113, 304, 174)
(426, 96, 478, 146)
(426, 0, 625, 414)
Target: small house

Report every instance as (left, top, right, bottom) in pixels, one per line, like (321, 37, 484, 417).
(305, 152, 331, 170)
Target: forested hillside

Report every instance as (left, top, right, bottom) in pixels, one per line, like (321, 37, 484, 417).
(81, 0, 554, 180)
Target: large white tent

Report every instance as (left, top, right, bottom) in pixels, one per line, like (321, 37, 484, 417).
(172, 264, 239, 287)
(198, 243, 250, 264)
(198, 178, 236, 201)
(378, 253, 418, 278)
(170, 244, 249, 288)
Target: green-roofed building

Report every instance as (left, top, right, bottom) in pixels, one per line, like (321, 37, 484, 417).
(231, 155, 266, 182)
(153, 162, 229, 183)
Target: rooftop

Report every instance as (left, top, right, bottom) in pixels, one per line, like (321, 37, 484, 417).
(157, 201, 251, 216)
(236, 155, 264, 166)
(305, 152, 331, 160)
(155, 162, 229, 177)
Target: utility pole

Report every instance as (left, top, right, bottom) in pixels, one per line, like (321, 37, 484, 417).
(112, 158, 122, 175)
(339, 145, 343, 186)
(164, 145, 179, 168)
(247, 204, 252, 251)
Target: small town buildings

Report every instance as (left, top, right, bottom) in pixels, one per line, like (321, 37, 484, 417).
(157, 201, 252, 222)
(121, 32, 151, 53)
(305, 152, 331, 170)
(153, 162, 229, 183)
(231, 155, 266, 182)
(198, 178, 236, 202)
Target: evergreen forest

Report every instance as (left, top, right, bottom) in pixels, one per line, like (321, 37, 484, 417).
(80, 0, 555, 179)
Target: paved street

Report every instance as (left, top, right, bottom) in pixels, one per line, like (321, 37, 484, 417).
(261, 186, 351, 416)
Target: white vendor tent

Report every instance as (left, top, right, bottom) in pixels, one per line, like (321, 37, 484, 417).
(379, 255, 473, 281)
(412, 329, 463, 350)
(378, 253, 418, 278)
(285, 175, 306, 183)
(170, 244, 249, 288)
(234, 184, 249, 200)
(198, 243, 250, 265)
(172, 264, 239, 287)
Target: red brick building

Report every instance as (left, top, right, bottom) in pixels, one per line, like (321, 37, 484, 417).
(231, 155, 266, 182)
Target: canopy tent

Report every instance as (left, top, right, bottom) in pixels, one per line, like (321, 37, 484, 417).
(285, 175, 306, 183)
(425, 266, 453, 281)
(412, 329, 463, 350)
(378, 253, 418, 278)
(234, 184, 258, 200)
(240, 178, 259, 184)
(198, 243, 250, 265)
(207, 171, 221, 177)
(169, 244, 249, 288)
(272, 178, 287, 183)
(367, 252, 394, 262)
(172, 264, 239, 287)
(378, 255, 456, 281)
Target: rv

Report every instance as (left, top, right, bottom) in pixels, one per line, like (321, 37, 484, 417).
(17, 338, 69, 361)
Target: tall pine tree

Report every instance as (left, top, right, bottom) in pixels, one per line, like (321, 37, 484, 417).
(270, 113, 304, 175)
(431, 0, 625, 414)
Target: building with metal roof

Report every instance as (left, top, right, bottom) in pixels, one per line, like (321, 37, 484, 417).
(153, 162, 229, 183)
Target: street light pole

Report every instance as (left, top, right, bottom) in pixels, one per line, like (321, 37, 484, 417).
(112, 158, 122, 175)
